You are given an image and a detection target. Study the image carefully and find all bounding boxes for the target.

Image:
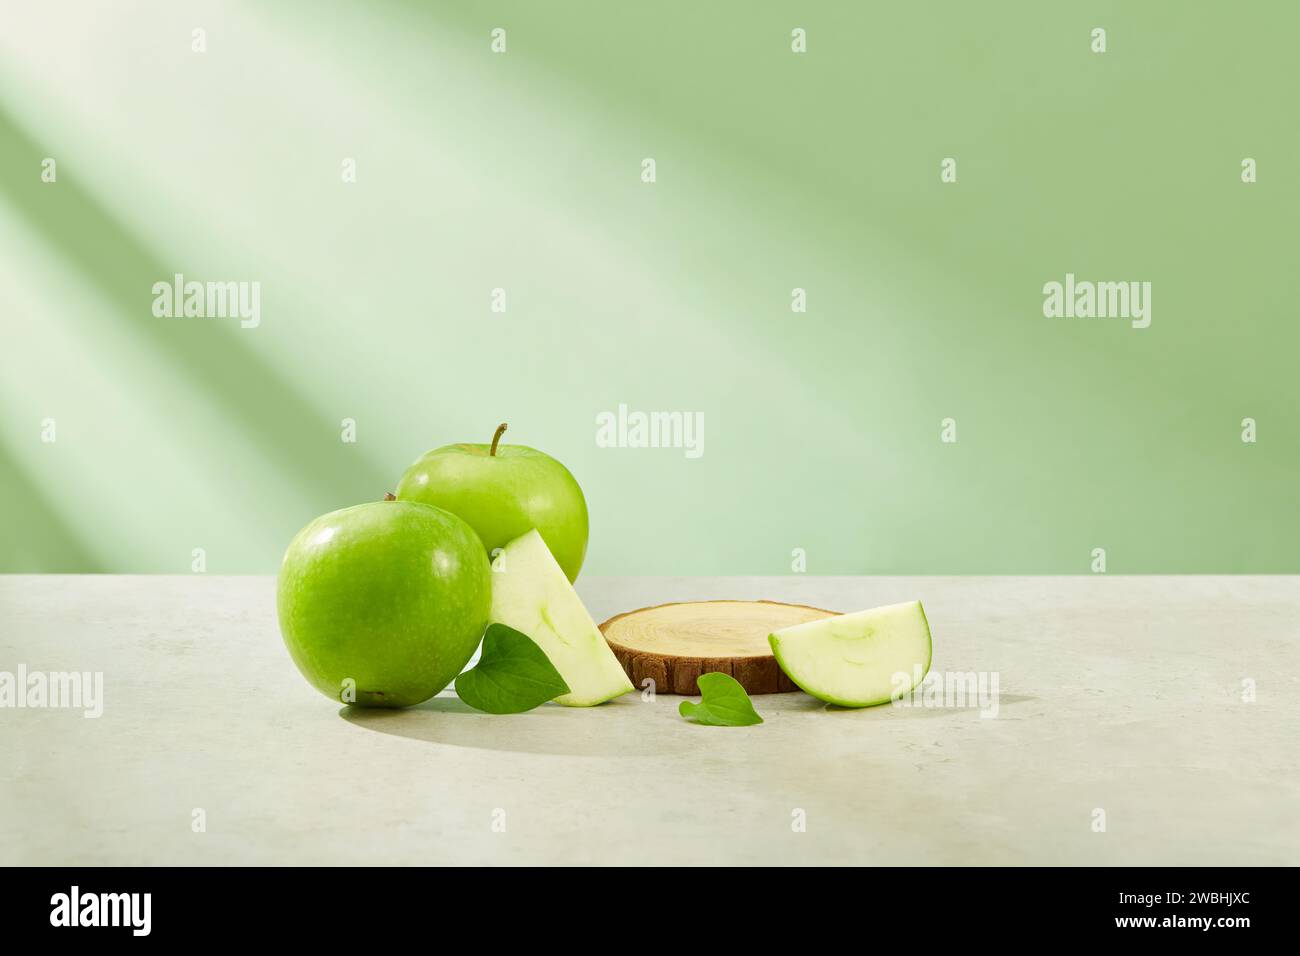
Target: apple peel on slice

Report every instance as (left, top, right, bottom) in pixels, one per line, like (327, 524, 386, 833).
(768, 600, 933, 708)
(489, 529, 634, 706)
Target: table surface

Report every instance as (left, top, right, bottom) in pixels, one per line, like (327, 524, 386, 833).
(2, 574, 1298, 866)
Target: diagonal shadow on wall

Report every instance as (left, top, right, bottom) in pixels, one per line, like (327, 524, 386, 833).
(0, 437, 103, 572)
(0, 103, 388, 514)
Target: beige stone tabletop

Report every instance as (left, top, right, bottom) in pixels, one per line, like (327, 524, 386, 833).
(2, 575, 1297, 865)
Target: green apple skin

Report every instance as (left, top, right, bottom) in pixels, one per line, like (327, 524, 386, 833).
(769, 601, 933, 708)
(277, 500, 491, 708)
(395, 441, 589, 583)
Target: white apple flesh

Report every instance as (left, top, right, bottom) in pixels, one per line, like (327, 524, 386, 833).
(489, 529, 633, 706)
(768, 600, 932, 707)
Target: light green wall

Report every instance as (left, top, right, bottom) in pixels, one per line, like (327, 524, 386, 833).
(1, 1, 1297, 574)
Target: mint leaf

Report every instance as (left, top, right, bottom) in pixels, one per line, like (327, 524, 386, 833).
(678, 673, 763, 726)
(454, 623, 570, 714)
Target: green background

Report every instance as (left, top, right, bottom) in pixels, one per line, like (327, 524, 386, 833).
(1, 1, 1296, 575)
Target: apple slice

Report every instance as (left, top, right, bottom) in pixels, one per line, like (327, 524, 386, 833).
(489, 530, 633, 706)
(768, 601, 932, 707)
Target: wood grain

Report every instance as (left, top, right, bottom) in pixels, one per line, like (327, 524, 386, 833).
(598, 600, 837, 695)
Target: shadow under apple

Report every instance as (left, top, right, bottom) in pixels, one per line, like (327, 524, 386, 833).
(810, 692, 1041, 716)
(338, 694, 697, 757)
(780, 691, 1045, 712)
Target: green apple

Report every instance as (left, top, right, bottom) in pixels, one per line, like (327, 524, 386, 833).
(277, 499, 491, 707)
(768, 601, 932, 708)
(395, 423, 589, 583)
(489, 529, 632, 706)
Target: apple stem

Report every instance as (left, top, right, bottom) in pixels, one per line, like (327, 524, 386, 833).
(489, 422, 508, 457)
(384, 492, 396, 501)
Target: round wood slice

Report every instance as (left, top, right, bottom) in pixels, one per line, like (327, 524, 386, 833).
(599, 600, 837, 695)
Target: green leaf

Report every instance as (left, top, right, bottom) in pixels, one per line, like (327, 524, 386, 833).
(678, 673, 764, 726)
(454, 623, 570, 714)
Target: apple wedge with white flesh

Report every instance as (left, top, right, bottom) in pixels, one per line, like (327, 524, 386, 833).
(768, 600, 932, 707)
(489, 529, 634, 706)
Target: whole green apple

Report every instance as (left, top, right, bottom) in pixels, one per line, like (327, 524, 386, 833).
(395, 423, 589, 582)
(277, 499, 491, 707)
